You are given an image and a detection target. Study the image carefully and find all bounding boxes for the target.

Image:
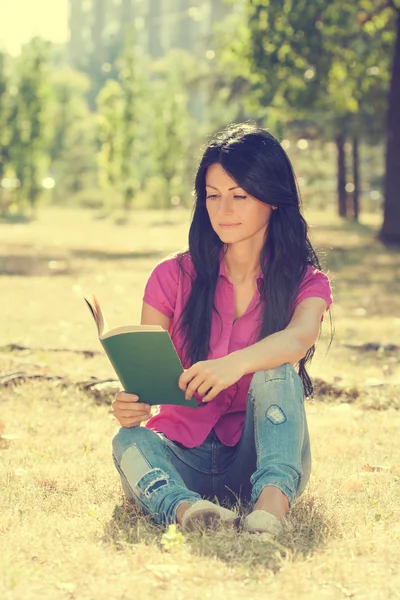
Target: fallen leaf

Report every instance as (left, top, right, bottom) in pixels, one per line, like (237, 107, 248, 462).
(362, 464, 390, 472)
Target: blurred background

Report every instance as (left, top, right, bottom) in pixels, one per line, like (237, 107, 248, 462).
(0, 0, 398, 240)
(0, 0, 399, 368)
(1, 6, 400, 591)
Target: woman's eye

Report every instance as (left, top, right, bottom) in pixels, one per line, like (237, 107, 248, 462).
(206, 194, 247, 199)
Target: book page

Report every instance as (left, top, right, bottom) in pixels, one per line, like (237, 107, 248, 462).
(84, 294, 108, 337)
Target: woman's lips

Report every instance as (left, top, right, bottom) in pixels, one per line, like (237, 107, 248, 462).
(219, 223, 241, 228)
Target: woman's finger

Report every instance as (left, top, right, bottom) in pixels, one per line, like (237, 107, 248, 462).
(115, 391, 139, 403)
(112, 400, 151, 412)
(114, 408, 151, 419)
(184, 373, 207, 400)
(197, 378, 217, 397)
(202, 385, 223, 403)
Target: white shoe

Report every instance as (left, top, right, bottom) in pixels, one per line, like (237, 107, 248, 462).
(243, 510, 283, 537)
(180, 499, 240, 532)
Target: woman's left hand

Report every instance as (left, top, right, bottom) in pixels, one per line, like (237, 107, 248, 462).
(178, 354, 245, 403)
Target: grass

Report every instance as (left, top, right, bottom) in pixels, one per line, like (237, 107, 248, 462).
(0, 206, 399, 599)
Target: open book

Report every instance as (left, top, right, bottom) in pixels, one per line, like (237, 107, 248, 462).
(84, 294, 197, 408)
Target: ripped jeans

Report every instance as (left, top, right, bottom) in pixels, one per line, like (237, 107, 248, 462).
(112, 363, 311, 526)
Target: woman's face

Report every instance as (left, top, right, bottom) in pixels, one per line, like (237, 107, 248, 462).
(205, 162, 274, 245)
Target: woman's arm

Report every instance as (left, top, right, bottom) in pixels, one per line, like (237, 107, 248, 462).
(230, 296, 327, 375)
(140, 301, 171, 330)
(179, 297, 328, 402)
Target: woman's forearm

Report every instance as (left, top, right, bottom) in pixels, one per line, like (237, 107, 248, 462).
(231, 329, 307, 376)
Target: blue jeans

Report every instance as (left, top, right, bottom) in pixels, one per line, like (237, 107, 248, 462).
(112, 363, 311, 526)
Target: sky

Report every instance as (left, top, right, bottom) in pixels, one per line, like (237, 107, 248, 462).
(0, 0, 69, 55)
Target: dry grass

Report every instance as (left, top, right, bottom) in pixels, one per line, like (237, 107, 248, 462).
(0, 206, 399, 600)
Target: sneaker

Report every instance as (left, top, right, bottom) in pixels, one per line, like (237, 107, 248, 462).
(180, 499, 240, 532)
(243, 510, 283, 537)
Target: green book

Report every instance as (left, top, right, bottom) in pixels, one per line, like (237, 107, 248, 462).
(84, 294, 197, 409)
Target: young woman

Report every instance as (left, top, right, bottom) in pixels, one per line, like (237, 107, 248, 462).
(111, 122, 333, 536)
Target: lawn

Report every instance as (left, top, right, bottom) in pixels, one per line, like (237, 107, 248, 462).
(0, 206, 399, 599)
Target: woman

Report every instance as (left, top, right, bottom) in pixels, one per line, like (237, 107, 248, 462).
(112, 122, 333, 536)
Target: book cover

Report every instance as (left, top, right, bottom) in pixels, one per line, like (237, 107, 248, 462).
(84, 294, 197, 409)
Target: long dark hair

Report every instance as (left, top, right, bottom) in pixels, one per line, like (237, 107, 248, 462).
(173, 122, 334, 398)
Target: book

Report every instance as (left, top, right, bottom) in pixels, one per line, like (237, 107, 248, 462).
(84, 294, 197, 408)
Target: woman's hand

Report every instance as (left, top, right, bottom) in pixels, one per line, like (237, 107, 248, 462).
(178, 354, 245, 403)
(112, 391, 152, 428)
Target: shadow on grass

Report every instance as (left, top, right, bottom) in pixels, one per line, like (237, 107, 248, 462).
(314, 218, 379, 237)
(103, 492, 338, 572)
(327, 243, 400, 270)
(0, 254, 73, 276)
(0, 213, 32, 224)
(150, 219, 184, 227)
(0, 246, 163, 276)
(71, 249, 164, 261)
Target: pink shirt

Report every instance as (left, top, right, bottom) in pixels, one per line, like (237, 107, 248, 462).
(143, 251, 333, 448)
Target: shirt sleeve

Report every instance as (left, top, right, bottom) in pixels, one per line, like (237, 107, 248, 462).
(294, 266, 333, 322)
(142, 255, 180, 318)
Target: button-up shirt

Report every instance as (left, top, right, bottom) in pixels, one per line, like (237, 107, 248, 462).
(142, 251, 333, 448)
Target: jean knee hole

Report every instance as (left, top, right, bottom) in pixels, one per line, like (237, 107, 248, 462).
(137, 468, 170, 499)
(266, 405, 287, 425)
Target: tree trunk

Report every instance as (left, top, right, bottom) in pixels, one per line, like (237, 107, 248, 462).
(336, 132, 347, 217)
(379, 10, 400, 246)
(123, 186, 134, 213)
(352, 137, 360, 222)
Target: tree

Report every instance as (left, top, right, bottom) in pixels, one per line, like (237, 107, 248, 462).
(379, 2, 400, 245)
(97, 79, 123, 196)
(49, 67, 98, 202)
(0, 52, 12, 214)
(10, 38, 51, 216)
(118, 42, 138, 212)
(149, 50, 198, 208)
(224, 1, 394, 223)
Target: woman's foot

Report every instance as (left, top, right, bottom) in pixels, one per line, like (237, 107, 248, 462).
(243, 486, 290, 537)
(176, 502, 192, 525)
(177, 499, 240, 532)
(253, 485, 289, 519)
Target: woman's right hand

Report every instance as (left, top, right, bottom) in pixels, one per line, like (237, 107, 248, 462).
(112, 391, 152, 428)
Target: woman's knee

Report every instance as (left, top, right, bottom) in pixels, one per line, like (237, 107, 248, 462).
(250, 362, 292, 387)
(112, 425, 156, 463)
(250, 363, 303, 394)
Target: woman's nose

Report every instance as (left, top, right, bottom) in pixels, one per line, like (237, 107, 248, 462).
(217, 195, 234, 214)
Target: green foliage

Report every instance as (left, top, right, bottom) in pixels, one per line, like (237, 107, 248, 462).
(3, 1, 396, 220)
(8, 38, 52, 215)
(148, 50, 199, 208)
(48, 67, 98, 204)
(0, 52, 13, 214)
(97, 79, 123, 193)
(96, 45, 205, 212)
(118, 40, 140, 211)
(244, 0, 394, 140)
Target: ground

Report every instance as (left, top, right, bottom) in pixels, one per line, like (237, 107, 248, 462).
(0, 207, 399, 599)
